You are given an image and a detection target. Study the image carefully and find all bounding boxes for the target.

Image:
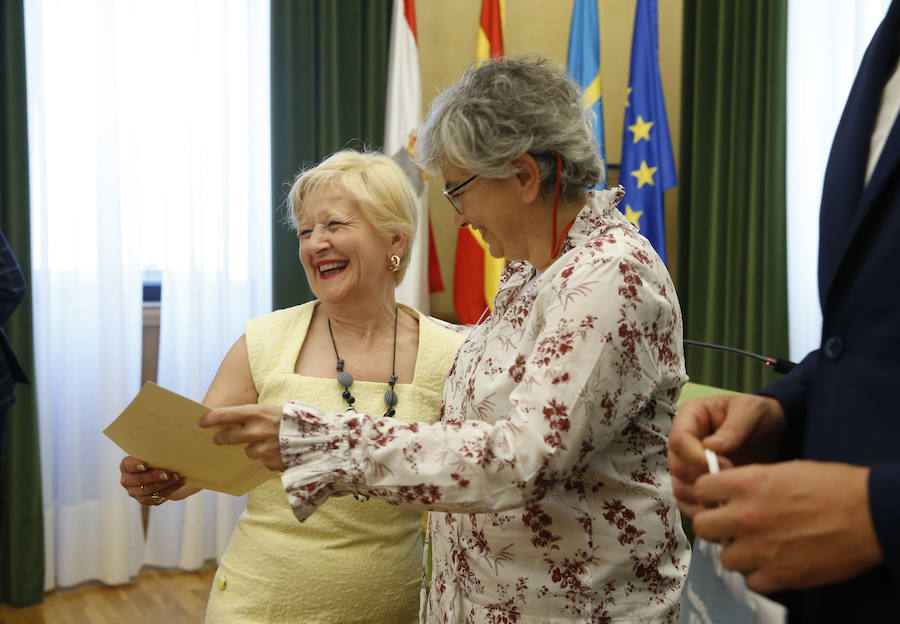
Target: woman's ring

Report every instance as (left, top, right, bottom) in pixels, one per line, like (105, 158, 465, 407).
(150, 491, 165, 503)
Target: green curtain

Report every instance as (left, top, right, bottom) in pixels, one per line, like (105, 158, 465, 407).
(678, 0, 789, 394)
(0, 0, 45, 608)
(270, 0, 391, 311)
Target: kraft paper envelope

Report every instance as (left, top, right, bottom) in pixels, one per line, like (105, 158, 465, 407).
(103, 382, 273, 496)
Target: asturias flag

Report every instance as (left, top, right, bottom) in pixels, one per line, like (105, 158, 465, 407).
(452, 0, 506, 324)
(566, 0, 606, 167)
(620, 0, 675, 262)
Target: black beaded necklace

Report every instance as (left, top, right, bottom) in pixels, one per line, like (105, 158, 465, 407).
(327, 305, 399, 418)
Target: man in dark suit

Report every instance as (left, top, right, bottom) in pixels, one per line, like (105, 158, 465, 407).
(0, 229, 28, 455)
(668, 1, 900, 622)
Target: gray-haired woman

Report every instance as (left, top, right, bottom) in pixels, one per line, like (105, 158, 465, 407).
(203, 56, 690, 622)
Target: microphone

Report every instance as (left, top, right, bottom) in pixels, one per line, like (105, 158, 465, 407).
(683, 339, 796, 374)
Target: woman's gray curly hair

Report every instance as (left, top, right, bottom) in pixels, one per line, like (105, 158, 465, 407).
(416, 55, 605, 202)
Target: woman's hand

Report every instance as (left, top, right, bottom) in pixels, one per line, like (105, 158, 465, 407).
(199, 404, 286, 472)
(119, 455, 187, 505)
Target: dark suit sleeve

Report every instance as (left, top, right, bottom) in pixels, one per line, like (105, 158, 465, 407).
(762, 350, 900, 589)
(0, 230, 26, 326)
(870, 465, 900, 588)
(757, 349, 819, 459)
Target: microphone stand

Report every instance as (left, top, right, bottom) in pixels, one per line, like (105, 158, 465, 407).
(683, 339, 796, 374)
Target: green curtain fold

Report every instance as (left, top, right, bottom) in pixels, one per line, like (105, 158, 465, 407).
(0, 0, 45, 607)
(678, 0, 789, 393)
(270, 0, 391, 311)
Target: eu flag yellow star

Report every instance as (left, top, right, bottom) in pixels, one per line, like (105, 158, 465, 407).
(625, 86, 632, 108)
(624, 205, 643, 229)
(631, 160, 658, 188)
(628, 115, 654, 143)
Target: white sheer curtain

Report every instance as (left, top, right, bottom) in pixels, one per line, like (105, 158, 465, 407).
(25, 0, 146, 589)
(25, 0, 271, 588)
(786, 0, 891, 361)
(142, 2, 272, 570)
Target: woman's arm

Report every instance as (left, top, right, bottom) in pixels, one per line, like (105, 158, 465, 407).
(203, 335, 259, 407)
(277, 252, 684, 520)
(121, 335, 259, 503)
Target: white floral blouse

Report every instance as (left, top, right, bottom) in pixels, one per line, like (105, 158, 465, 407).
(279, 187, 690, 623)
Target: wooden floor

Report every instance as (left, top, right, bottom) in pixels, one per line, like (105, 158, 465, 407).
(0, 567, 215, 624)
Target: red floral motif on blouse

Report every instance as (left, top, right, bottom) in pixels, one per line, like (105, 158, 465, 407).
(279, 188, 689, 622)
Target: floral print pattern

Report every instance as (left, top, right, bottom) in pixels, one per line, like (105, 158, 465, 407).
(280, 188, 689, 622)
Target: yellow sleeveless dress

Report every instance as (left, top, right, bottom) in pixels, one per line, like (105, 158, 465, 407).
(204, 301, 463, 623)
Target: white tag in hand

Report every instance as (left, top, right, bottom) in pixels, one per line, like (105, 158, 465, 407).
(705, 448, 720, 474)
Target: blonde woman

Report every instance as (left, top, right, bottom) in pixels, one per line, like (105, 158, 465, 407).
(120, 151, 464, 623)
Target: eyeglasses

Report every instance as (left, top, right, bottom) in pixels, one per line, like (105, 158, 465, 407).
(442, 174, 479, 214)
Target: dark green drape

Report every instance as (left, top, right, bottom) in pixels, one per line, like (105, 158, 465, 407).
(270, 0, 391, 311)
(678, 0, 789, 393)
(0, 0, 45, 608)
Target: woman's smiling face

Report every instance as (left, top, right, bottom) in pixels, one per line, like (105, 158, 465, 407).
(297, 185, 394, 305)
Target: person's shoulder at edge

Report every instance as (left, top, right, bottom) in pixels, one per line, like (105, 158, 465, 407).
(398, 302, 470, 340)
(245, 299, 318, 328)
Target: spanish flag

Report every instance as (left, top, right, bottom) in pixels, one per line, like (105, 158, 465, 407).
(453, 0, 507, 323)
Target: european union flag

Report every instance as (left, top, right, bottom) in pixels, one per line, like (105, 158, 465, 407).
(620, 0, 675, 262)
(567, 0, 606, 178)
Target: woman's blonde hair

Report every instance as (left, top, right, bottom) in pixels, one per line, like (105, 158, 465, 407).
(287, 150, 418, 283)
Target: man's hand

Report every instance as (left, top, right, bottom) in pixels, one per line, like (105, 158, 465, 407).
(690, 460, 883, 593)
(668, 393, 786, 516)
(199, 404, 286, 472)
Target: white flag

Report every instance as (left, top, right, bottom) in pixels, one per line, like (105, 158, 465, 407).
(385, 0, 431, 313)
